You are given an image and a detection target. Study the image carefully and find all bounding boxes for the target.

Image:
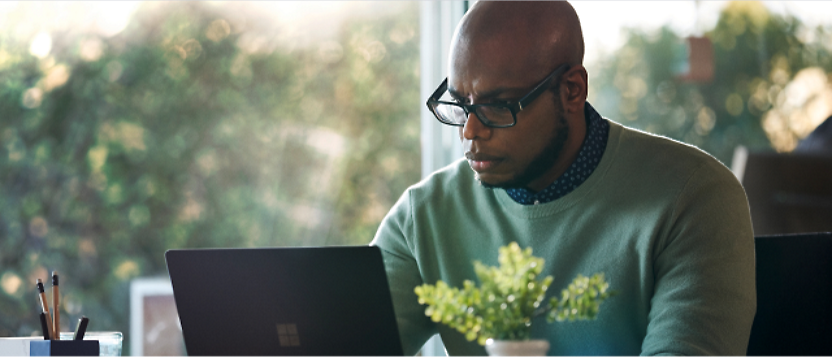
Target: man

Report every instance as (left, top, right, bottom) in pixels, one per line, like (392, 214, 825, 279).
(371, 2, 756, 355)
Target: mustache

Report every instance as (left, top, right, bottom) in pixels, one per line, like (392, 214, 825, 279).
(465, 152, 502, 161)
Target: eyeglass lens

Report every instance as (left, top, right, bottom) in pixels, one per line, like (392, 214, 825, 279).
(434, 103, 514, 127)
(434, 104, 467, 124)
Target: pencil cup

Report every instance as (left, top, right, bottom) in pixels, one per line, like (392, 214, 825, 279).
(58, 331, 123, 356)
(29, 340, 99, 356)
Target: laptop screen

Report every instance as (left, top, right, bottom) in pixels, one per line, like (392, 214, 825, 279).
(165, 245, 403, 356)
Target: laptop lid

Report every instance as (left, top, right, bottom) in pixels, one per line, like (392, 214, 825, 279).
(165, 245, 403, 356)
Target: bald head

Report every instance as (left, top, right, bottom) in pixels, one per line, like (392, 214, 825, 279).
(453, 1, 584, 73)
(446, 1, 590, 192)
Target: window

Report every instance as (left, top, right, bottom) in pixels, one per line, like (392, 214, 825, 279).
(0, 2, 421, 350)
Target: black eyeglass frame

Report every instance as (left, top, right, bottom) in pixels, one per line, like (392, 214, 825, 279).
(426, 64, 571, 128)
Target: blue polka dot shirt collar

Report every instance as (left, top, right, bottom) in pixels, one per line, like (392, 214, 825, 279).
(505, 102, 609, 205)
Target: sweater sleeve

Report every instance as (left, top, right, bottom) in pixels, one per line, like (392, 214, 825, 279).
(370, 189, 437, 355)
(641, 161, 757, 356)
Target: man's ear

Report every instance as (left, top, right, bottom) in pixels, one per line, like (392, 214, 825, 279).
(561, 65, 588, 114)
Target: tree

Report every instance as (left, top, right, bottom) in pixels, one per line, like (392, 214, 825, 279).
(590, 1, 832, 165)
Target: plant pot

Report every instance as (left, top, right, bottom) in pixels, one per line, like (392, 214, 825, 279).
(484, 339, 550, 356)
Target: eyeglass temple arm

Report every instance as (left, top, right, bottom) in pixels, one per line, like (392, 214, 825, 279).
(428, 78, 449, 103)
(517, 65, 570, 111)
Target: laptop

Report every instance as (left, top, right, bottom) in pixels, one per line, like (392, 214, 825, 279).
(165, 245, 404, 356)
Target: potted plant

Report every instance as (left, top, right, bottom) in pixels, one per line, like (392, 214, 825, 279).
(414, 242, 614, 356)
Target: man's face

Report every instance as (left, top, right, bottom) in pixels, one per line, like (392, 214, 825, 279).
(449, 47, 570, 191)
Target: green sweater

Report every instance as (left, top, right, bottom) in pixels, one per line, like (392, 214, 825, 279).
(372, 120, 756, 356)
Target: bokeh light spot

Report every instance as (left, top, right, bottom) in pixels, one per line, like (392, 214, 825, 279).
(726, 93, 744, 116)
(22, 87, 43, 108)
(106, 183, 124, 205)
(205, 19, 231, 43)
(113, 260, 140, 280)
(359, 40, 386, 63)
(42, 64, 70, 92)
(78, 238, 97, 258)
(0, 272, 22, 296)
(29, 216, 49, 238)
(129, 205, 151, 227)
(178, 194, 203, 222)
(696, 107, 717, 135)
(29, 32, 52, 58)
(181, 39, 203, 60)
(87, 145, 108, 173)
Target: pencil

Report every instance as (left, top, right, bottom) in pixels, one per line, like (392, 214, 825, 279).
(73, 316, 89, 341)
(36, 279, 54, 340)
(39, 312, 50, 340)
(52, 271, 60, 340)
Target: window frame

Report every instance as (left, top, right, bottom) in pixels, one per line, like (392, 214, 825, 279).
(418, 1, 468, 355)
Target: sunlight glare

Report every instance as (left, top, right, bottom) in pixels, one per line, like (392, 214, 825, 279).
(92, 2, 141, 37)
(763, 67, 832, 152)
(29, 32, 51, 58)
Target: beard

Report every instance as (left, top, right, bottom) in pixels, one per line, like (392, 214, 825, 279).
(478, 97, 569, 190)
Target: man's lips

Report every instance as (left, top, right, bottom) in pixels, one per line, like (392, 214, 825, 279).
(465, 152, 502, 172)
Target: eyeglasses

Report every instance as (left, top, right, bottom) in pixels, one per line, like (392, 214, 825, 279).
(426, 64, 570, 128)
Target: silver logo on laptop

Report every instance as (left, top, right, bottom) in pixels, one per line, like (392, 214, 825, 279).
(277, 323, 301, 347)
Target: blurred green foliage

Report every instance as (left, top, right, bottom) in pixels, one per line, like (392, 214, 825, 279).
(590, 1, 832, 165)
(0, 0, 419, 348)
(414, 242, 613, 346)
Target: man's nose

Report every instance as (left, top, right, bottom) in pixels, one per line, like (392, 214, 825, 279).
(461, 110, 492, 141)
